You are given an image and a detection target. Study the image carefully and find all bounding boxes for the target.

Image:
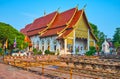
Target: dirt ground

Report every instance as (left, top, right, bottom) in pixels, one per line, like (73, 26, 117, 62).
(0, 63, 51, 79)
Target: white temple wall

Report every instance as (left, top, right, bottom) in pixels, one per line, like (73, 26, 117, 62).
(30, 35, 39, 49)
(30, 35, 88, 55)
(40, 36, 59, 53)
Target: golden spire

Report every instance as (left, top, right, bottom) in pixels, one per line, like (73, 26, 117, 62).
(44, 10, 46, 16)
(83, 4, 87, 10)
(76, 4, 79, 9)
(57, 7, 60, 12)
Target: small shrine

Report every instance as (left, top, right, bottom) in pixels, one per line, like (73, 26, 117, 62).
(101, 39, 110, 55)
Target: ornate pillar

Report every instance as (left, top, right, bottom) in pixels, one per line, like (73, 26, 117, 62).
(73, 29, 75, 54)
(64, 39, 67, 54)
(87, 29, 90, 51)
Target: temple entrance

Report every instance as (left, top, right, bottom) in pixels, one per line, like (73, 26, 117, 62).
(75, 38, 87, 55)
(58, 39, 65, 55)
(67, 44, 73, 54)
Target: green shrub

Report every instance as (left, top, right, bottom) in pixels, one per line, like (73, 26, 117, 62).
(85, 46, 96, 56)
(45, 50, 50, 54)
(0, 48, 3, 56)
(0, 48, 2, 52)
(37, 50, 42, 55)
(75, 47, 79, 54)
(44, 50, 55, 55)
(50, 51, 55, 55)
(33, 48, 42, 55)
(33, 48, 38, 55)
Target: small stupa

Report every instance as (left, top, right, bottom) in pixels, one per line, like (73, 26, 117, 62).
(102, 39, 110, 54)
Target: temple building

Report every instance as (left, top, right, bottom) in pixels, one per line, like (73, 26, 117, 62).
(20, 7, 98, 55)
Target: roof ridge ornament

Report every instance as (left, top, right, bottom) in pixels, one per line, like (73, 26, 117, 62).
(57, 7, 60, 12)
(44, 10, 46, 16)
(83, 4, 87, 10)
(76, 4, 79, 9)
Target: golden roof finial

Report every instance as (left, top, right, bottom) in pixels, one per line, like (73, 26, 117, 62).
(44, 10, 46, 16)
(57, 7, 60, 12)
(76, 4, 79, 9)
(83, 4, 87, 10)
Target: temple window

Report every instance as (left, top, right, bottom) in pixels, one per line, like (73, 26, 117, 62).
(54, 45, 56, 51)
(42, 40, 44, 45)
(53, 40, 57, 51)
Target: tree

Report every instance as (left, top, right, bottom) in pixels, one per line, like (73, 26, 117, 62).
(97, 31, 106, 50)
(113, 27, 120, 48)
(89, 23, 106, 50)
(0, 22, 27, 50)
(89, 23, 99, 38)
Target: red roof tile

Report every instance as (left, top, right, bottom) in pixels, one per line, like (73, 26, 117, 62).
(68, 10, 82, 28)
(20, 24, 32, 35)
(40, 8, 77, 37)
(20, 28, 25, 33)
(21, 8, 82, 38)
(41, 26, 65, 37)
(27, 27, 45, 36)
(25, 24, 32, 31)
(50, 8, 76, 28)
(28, 11, 57, 31)
(57, 29, 73, 39)
(24, 11, 58, 36)
(57, 10, 82, 39)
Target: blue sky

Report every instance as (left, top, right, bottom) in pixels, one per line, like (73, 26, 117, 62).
(0, 0, 120, 38)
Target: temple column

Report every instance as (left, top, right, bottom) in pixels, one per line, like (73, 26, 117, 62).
(64, 39, 67, 54)
(73, 29, 75, 54)
(87, 29, 90, 51)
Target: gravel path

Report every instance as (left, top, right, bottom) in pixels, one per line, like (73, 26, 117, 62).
(0, 63, 51, 79)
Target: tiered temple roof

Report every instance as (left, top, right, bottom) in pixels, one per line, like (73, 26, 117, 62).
(20, 23, 32, 35)
(41, 8, 77, 37)
(58, 10, 82, 39)
(21, 11, 58, 36)
(20, 7, 97, 40)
